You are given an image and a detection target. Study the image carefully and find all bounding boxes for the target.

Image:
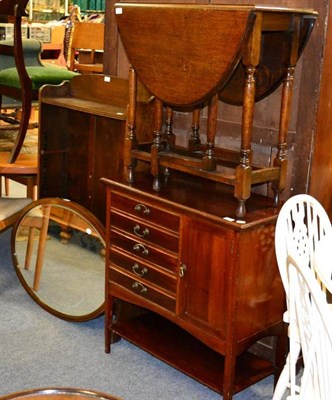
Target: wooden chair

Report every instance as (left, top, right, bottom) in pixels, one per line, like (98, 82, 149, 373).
(20, 204, 50, 291)
(67, 21, 104, 74)
(0, 197, 32, 232)
(273, 194, 332, 399)
(0, 0, 77, 198)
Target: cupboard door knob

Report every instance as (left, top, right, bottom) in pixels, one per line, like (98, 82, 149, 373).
(132, 281, 148, 294)
(133, 224, 149, 238)
(133, 243, 149, 255)
(132, 263, 148, 276)
(179, 263, 186, 278)
(134, 203, 150, 214)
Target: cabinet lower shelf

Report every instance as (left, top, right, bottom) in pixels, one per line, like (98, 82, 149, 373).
(111, 311, 275, 396)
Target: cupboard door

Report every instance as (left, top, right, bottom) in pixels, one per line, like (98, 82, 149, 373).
(179, 216, 233, 336)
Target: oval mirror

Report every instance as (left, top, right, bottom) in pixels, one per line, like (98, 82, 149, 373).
(11, 198, 105, 321)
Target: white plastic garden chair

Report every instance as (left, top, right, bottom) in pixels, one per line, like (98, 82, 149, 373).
(273, 194, 332, 399)
(285, 254, 332, 399)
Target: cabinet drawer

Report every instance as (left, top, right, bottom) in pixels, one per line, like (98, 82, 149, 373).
(110, 269, 176, 312)
(111, 211, 178, 253)
(110, 250, 177, 293)
(110, 230, 178, 272)
(111, 192, 179, 232)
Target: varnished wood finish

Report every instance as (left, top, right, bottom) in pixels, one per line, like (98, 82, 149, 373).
(309, 1, 332, 217)
(0, 1, 39, 199)
(0, 152, 37, 175)
(38, 75, 127, 222)
(39, 74, 153, 223)
(67, 22, 105, 73)
(115, 3, 317, 218)
(103, 173, 286, 400)
(0, 0, 36, 163)
(116, 3, 255, 107)
(105, 0, 331, 208)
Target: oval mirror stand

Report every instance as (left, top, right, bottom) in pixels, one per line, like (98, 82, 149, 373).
(11, 198, 106, 322)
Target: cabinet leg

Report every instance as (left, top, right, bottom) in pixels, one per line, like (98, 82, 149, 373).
(223, 353, 236, 400)
(274, 322, 288, 386)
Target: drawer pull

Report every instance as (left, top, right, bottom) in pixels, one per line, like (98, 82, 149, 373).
(133, 224, 149, 238)
(132, 281, 148, 294)
(134, 203, 150, 215)
(133, 243, 149, 255)
(132, 263, 148, 276)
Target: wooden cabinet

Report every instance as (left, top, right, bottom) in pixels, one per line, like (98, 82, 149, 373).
(103, 173, 286, 400)
(38, 74, 152, 223)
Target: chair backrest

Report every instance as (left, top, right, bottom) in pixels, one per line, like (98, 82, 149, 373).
(287, 254, 332, 399)
(0, 1, 31, 83)
(275, 194, 332, 310)
(67, 22, 104, 73)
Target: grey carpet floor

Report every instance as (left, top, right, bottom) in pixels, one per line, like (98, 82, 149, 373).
(0, 228, 274, 399)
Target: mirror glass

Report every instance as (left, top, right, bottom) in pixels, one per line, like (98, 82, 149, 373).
(11, 198, 105, 321)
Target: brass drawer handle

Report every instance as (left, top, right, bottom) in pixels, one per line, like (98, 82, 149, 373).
(132, 281, 148, 294)
(133, 243, 149, 255)
(134, 203, 150, 215)
(132, 263, 148, 277)
(133, 224, 149, 238)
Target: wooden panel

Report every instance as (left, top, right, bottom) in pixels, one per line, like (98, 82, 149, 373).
(309, 1, 332, 217)
(180, 216, 230, 335)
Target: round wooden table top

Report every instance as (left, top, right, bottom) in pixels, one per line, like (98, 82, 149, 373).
(0, 388, 123, 400)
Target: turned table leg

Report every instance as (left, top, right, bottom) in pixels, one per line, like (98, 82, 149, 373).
(202, 93, 218, 171)
(125, 65, 137, 183)
(188, 107, 201, 151)
(151, 98, 164, 191)
(272, 16, 300, 205)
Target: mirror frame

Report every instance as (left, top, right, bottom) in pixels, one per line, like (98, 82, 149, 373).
(11, 197, 106, 322)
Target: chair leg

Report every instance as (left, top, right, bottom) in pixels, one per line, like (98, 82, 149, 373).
(33, 205, 51, 291)
(25, 227, 36, 270)
(9, 96, 32, 164)
(26, 177, 37, 200)
(5, 177, 9, 196)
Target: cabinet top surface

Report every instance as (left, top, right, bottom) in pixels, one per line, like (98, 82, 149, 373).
(102, 174, 280, 229)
